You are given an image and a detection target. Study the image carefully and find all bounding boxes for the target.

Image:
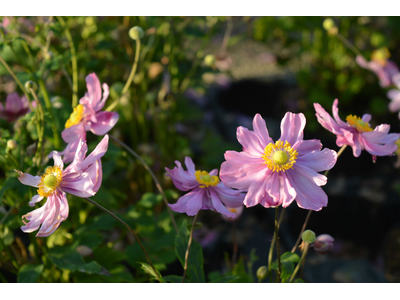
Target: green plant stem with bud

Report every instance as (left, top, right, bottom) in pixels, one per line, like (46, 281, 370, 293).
(289, 242, 309, 283)
(182, 213, 198, 283)
(84, 197, 162, 282)
(56, 16, 78, 108)
(109, 135, 178, 232)
(291, 145, 348, 253)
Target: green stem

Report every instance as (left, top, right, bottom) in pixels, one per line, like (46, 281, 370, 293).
(56, 16, 78, 107)
(84, 197, 162, 283)
(106, 38, 141, 112)
(29, 88, 45, 168)
(336, 32, 363, 57)
(182, 213, 198, 283)
(289, 242, 309, 283)
(109, 135, 178, 233)
(267, 207, 285, 281)
(274, 207, 282, 282)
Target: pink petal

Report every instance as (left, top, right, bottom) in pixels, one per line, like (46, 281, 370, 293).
(184, 156, 196, 175)
(29, 195, 44, 207)
(15, 170, 41, 187)
(243, 174, 269, 207)
(212, 184, 245, 208)
(220, 160, 268, 190)
(61, 123, 86, 143)
(296, 148, 337, 172)
(61, 172, 95, 198)
(331, 99, 348, 127)
(237, 126, 265, 156)
(293, 139, 322, 155)
(80, 135, 109, 172)
(361, 138, 398, 156)
(314, 102, 343, 135)
(89, 111, 119, 136)
(169, 188, 204, 216)
(209, 188, 235, 218)
(5, 92, 23, 113)
(279, 112, 305, 145)
(361, 124, 390, 142)
(252, 113, 273, 146)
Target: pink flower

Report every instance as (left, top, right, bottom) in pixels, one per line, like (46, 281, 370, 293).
(16, 135, 109, 237)
(0, 92, 30, 123)
(313, 234, 334, 255)
(356, 55, 399, 88)
(166, 157, 245, 218)
(387, 73, 400, 119)
(58, 73, 118, 162)
(314, 99, 400, 158)
(221, 205, 244, 222)
(220, 113, 337, 211)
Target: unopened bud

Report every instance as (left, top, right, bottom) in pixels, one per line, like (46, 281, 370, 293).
(6, 139, 17, 150)
(129, 26, 145, 40)
(24, 81, 38, 92)
(302, 229, 316, 244)
(204, 54, 216, 67)
(322, 18, 335, 31)
(256, 266, 268, 280)
(314, 234, 334, 255)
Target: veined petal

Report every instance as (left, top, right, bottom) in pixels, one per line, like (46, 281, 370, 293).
(212, 184, 245, 208)
(243, 174, 269, 207)
(60, 172, 95, 198)
(169, 188, 204, 216)
(361, 138, 398, 156)
(279, 112, 305, 145)
(15, 170, 40, 187)
(293, 139, 322, 154)
(184, 156, 196, 175)
(220, 160, 268, 190)
(209, 188, 235, 218)
(80, 135, 109, 172)
(296, 148, 337, 172)
(237, 126, 265, 156)
(252, 113, 273, 146)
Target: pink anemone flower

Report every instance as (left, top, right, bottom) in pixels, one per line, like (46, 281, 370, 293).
(15, 135, 109, 237)
(220, 113, 337, 211)
(313, 234, 334, 255)
(387, 73, 400, 119)
(58, 73, 118, 162)
(166, 157, 245, 218)
(356, 55, 399, 88)
(0, 92, 30, 123)
(314, 99, 400, 159)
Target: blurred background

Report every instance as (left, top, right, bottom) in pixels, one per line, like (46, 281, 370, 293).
(1, 16, 400, 283)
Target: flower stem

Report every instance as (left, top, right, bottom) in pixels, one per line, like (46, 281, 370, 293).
(84, 197, 162, 283)
(267, 207, 285, 281)
(182, 213, 198, 283)
(336, 32, 363, 57)
(274, 207, 282, 282)
(109, 135, 178, 232)
(56, 16, 78, 108)
(106, 38, 141, 112)
(289, 242, 309, 283)
(28, 88, 45, 168)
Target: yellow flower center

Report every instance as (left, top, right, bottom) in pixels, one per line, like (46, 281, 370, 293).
(346, 115, 373, 132)
(65, 104, 84, 129)
(38, 166, 63, 197)
(195, 170, 219, 188)
(262, 140, 298, 172)
(371, 47, 390, 66)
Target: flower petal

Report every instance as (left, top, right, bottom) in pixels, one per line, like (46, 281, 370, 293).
(237, 126, 265, 156)
(89, 111, 119, 136)
(279, 112, 305, 145)
(209, 188, 235, 218)
(252, 113, 273, 146)
(296, 148, 337, 172)
(15, 170, 41, 187)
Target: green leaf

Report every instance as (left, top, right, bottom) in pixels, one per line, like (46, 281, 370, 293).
(271, 251, 300, 269)
(281, 261, 295, 280)
(163, 275, 189, 283)
(139, 262, 164, 282)
(211, 275, 241, 283)
(137, 192, 161, 208)
(175, 219, 205, 283)
(17, 264, 44, 283)
(295, 278, 305, 283)
(0, 176, 20, 203)
(47, 246, 103, 275)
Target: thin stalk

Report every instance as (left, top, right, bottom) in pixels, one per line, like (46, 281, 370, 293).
(336, 32, 363, 57)
(84, 197, 162, 283)
(289, 242, 309, 283)
(29, 88, 45, 167)
(106, 38, 141, 112)
(267, 207, 285, 280)
(220, 16, 233, 54)
(182, 213, 198, 283)
(109, 135, 178, 232)
(274, 207, 282, 282)
(56, 16, 78, 107)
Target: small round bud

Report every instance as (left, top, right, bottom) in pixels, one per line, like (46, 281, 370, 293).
(6, 139, 17, 150)
(322, 18, 335, 31)
(204, 54, 216, 67)
(129, 26, 145, 40)
(256, 266, 268, 280)
(314, 234, 334, 255)
(302, 229, 316, 244)
(24, 81, 38, 92)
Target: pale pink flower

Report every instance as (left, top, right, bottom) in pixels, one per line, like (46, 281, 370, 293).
(166, 157, 245, 218)
(58, 73, 118, 162)
(0, 92, 30, 123)
(313, 234, 334, 255)
(221, 205, 243, 222)
(16, 135, 109, 237)
(220, 113, 337, 211)
(387, 73, 400, 119)
(314, 99, 400, 158)
(356, 55, 399, 88)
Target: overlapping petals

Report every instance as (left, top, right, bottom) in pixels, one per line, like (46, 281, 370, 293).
(0, 92, 30, 123)
(356, 55, 399, 88)
(314, 99, 400, 157)
(16, 135, 109, 237)
(59, 73, 119, 162)
(166, 157, 245, 218)
(220, 113, 337, 211)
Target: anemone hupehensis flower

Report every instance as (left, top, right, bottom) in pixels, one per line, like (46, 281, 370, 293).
(219, 113, 337, 211)
(314, 99, 400, 158)
(16, 135, 109, 237)
(166, 157, 245, 218)
(58, 73, 118, 163)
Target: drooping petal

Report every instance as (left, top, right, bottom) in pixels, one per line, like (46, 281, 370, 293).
(28, 195, 44, 207)
(361, 138, 398, 156)
(209, 188, 236, 218)
(61, 123, 86, 143)
(60, 172, 95, 198)
(212, 184, 245, 208)
(15, 170, 41, 187)
(169, 188, 204, 216)
(89, 111, 119, 136)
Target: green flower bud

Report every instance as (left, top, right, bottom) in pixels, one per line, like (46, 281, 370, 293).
(256, 266, 268, 280)
(204, 54, 216, 67)
(129, 26, 145, 40)
(24, 81, 38, 92)
(6, 139, 17, 150)
(302, 229, 316, 244)
(322, 18, 335, 31)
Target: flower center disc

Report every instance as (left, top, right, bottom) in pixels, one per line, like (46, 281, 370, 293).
(262, 140, 298, 172)
(38, 166, 63, 197)
(65, 104, 84, 128)
(346, 114, 373, 132)
(195, 170, 219, 188)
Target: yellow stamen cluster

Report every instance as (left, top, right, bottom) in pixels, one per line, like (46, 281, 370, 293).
(38, 166, 63, 197)
(371, 47, 390, 66)
(262, 140, 298, 172)
(346, 115, 373, 132)
(195, 170, 219, 188)
(65, 104, 84, 129)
